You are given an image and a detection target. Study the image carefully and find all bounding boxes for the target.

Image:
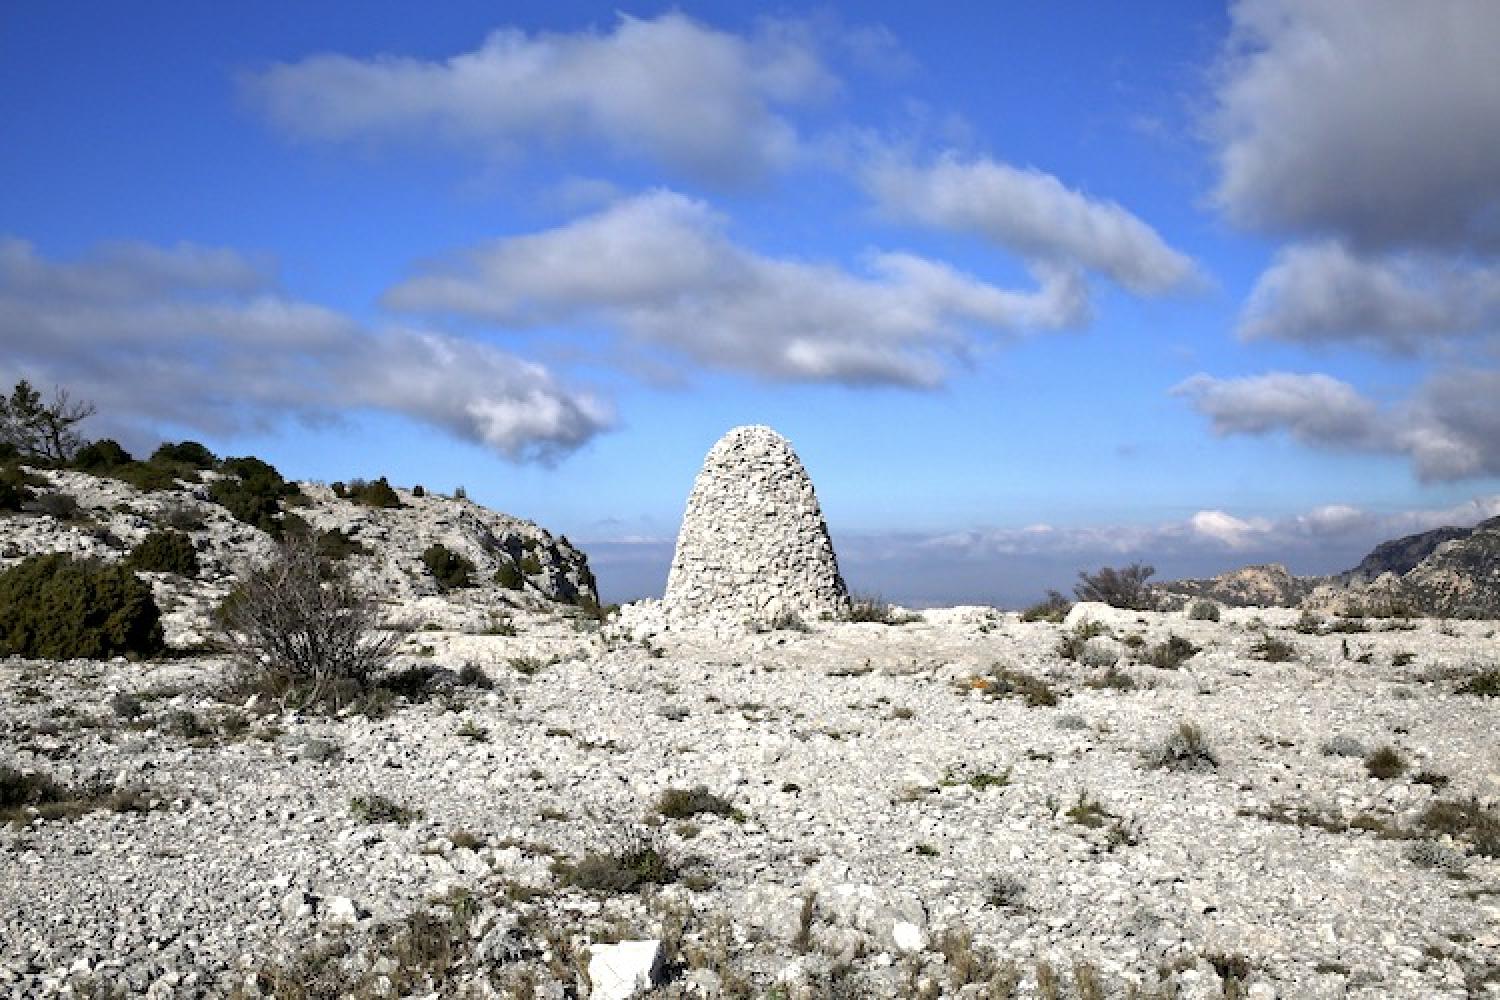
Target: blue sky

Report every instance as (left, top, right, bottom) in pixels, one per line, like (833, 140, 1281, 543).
(4, 1, 1500, 606)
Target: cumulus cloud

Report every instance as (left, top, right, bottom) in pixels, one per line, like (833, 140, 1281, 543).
(245, 13, 834, 185)
(1175, 370, 1500, 482)
(384, 190, 1088, 387)
(864, 152, 1199, 293)
(1172, 372, 1380, 447)
(1238, 241, 1500, 347)
(1214, 0, 1500, 251)
(0, 237, 610, 460)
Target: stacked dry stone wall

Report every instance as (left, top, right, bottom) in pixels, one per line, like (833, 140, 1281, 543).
(664, 425, 850, 623)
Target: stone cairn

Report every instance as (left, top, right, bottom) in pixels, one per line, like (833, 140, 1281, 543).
(665, 425, 850, 623)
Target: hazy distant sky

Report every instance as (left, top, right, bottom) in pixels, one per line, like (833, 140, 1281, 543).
(4, 1, 1500, 605)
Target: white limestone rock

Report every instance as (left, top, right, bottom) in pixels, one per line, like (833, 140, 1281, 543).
(664, 426, 849, 625)
(586, 939, 665, 1000)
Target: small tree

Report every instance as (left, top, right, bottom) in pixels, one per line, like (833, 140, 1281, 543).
(1074, 563, 1158, 611)
(219, 533, 403, 708)
(0, 380, 95, 463)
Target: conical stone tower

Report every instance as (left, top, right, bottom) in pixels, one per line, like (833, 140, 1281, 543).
(665, 425, 850, 622)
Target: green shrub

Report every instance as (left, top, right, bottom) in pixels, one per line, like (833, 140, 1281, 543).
(0, 463, 33, 511)
(126, 529, 199, 577)
(557, 834, 679, 893)
(72, 438, 133, 471)
(1020, 590, 1071, 623)
(35, 491, 81, 520)
(348, 476, 402, 508)
(656, 786, 737, 820)
(0, 553, 163, 659)
(520, 553, 543, 575)
(1187, 600, 1220, 622)
(316, 527, 368, 562)
(110, 461, 181, 492)
(494, 561, 524, 590)
(411, 484, 426, 497)
(1143, 634, 1199, 669)
(210, 455, 300, 535)
(1364, 745, 1407, 779)
(150, 440, 216, 469)
(422, 544, 475, 591)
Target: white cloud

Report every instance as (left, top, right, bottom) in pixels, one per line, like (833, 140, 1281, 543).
(915, 496, 1500, 562)
(863, 152, 1199, 294)
(245, 13, 835, 185)
(1175, 369, 1500, 482)
(0, 237, 610, 461)
(1172, 372, 1379, 446)
(1214, 0, 1500, 251)
(384, 190, 1088, 388)
(1238, 241, 1500, 347)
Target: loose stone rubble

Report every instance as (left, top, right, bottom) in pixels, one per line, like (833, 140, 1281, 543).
(3, 465, 1500, 998)
(664, 426, 849, 625)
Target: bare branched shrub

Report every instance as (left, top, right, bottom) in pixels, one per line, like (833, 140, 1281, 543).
(219, 533, 404, 709)
(1074, 563, 1157, 611)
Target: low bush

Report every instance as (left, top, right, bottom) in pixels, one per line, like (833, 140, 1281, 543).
(1419, 798, 1500, 858)
(316, 527, 368, 562)
(422, 544, 475, 592)
(218, 533, 402, 709)
(0, 463, 33, 511)
(34, 491, 81, 521)
(656, 786, 737, 820)
(210, 455, 301, 535)
(1146, 722, 1218, 772)
(150, 440, 216, 469)
(347, 476, 402, 508)
(1456, 668, 1500, 697)
(976, 665, 1059, 707)
(126, 529, 199, 577)
(1143, 634, 1199, 669)
(1074, 562, 1157, 611)
(1020, 590, 1071, 623)
(494, 561, 524, 590)
(350, 793, 421, 825)
(111, 460, 186, 492)
(556, 833, 679, 894)
(1187, 599, 1220, 622)
(71, 438, 133, 471)
(0, 553, 163, 659)
(847, 593, 922, 625)
(0, 765, 156, 823)
(1364, 745, 1407, 779)
(1250, 634, 1298, 662)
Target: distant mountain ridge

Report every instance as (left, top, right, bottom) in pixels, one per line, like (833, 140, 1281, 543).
(1158, 516, 1500, 617)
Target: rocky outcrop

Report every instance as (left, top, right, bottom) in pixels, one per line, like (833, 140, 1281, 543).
(1394, 520, 1500, 618)
(664, 425, 849, 623)
(1337, 523, 1475, 585)
(0, 467, 597, 607)
(1157, 563, 1322, 609)
(1158, 517, 1500, 617)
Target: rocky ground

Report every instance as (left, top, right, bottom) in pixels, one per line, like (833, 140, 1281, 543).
(4, 595, 1500, 998)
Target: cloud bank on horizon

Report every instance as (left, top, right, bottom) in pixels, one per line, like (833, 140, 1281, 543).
(3, 0, 1499, 603)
